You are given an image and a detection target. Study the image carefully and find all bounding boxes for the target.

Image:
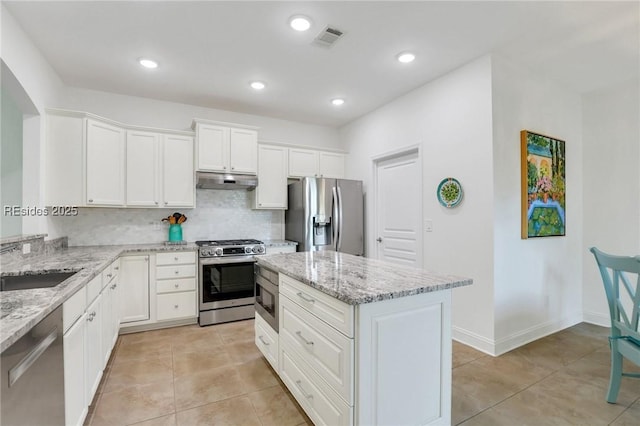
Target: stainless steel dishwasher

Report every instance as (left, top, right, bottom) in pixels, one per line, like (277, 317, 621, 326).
(1, 305, 65, 426)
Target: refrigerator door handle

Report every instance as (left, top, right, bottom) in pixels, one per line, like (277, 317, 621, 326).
(337, 186, 343, 251)
(332, 186, 339, 251)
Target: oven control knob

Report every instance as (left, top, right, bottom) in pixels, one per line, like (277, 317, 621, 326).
(253, 245, 265, 254)
(200, 248, 210, 257)
(214, 247, 223, 256)
(245, 246, 253, 254)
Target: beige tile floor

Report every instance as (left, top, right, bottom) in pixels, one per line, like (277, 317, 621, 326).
(85, 321, 640, 426)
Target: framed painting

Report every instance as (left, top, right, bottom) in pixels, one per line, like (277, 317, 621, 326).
(520, 130, 566, 238)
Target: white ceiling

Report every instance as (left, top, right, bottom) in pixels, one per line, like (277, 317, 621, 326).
(4, 1, 639, 127)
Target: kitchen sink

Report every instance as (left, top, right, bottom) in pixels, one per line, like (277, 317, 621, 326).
(0, 272, 77, 292)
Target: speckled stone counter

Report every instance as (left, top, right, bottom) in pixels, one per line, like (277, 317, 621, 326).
(0, 243, 197, 352)
(256, 250, 472, 305)
(263, 239, 298, 247)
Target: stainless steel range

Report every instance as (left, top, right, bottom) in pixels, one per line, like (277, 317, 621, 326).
(197, 239, 265, 326)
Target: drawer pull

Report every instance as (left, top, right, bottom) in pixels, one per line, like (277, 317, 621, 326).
(107, 273, 112, 278)
(114, 266, 119, 271)
(174, 256, 179, 261)
(110, 284, 116, 290)
(174, 270, 179, 275)
(295, 331, 314, 346)
(296, 292, 315, 303)
(174, 283, 180, 288)
(295, 380, 313, 399)
(258, 335, 270, 346)
(174, 304, 179, 309)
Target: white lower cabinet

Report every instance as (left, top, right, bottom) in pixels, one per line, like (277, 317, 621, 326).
(84, 294, 103, 404)
(156, 252, 197, 322)
(120, 255, 150, 323)
(272, 274, 452, 426)
(63, 310, 86, 426)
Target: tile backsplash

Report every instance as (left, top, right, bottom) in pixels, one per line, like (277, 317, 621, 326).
(48, 190, 284, 246)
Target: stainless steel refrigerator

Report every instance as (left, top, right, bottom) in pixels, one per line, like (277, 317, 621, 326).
(285, 177, 364, 256)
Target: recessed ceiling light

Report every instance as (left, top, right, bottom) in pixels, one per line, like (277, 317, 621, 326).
(250, 81, 266, 90)
(139, 58, 158, 69)
(331, 98, 345, 106)
(396, 52, 416, 64)
(289, 15, 312, 31)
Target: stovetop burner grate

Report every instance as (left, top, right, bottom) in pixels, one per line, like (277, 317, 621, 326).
(196, 239, 264, 247)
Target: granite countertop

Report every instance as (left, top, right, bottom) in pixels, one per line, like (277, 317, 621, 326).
(256, 251, 473, 305)
(263, 239, 298, 247)
(0, 243, 198, 352)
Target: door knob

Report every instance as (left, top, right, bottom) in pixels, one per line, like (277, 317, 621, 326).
(376, 237, 383, 242)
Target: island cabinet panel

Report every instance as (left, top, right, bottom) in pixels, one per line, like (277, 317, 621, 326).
(279, 274, 354, 338)
(356, 290, 452, 426)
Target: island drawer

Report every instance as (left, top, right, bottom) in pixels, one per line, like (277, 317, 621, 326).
(156, 264, 196, 280)
(255, 312, 279, 372)
(86, 274, 103, 305)
(280, 294, 353, 404)
(280, 274, 354, 338)
(280, 341, 353, 426)
(156, 252, 196, 266)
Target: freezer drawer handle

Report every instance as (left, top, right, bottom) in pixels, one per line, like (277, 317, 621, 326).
(8, 327, 58, 388)
(258, 335, 270, 346)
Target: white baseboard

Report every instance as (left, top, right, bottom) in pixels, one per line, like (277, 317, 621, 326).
(452, 326, 496, 356)
(582, 310, 610, 327)
(453, 311, 584, 357)
(493, 311, 583, 356)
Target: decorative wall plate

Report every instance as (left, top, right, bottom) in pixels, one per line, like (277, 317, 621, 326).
(437, 177, 463, 208)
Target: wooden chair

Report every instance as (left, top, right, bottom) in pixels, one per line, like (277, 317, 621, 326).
(590, 247, 640, 403)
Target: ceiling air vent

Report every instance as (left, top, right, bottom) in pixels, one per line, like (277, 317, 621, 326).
(313, 26, 344, 48)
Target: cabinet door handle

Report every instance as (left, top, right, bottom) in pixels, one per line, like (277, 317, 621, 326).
(174, 256, 179, 261)
(155, 201, 159, 205)
(295, 331, 314, 346)
(111, 284, 116, 290)
(174, 304, 179, 309)
(114, 266, 119, 271)
(174, 270, 179, 275)
(107, 273, 112, 278)
(295, 380, 313, 399)
(258, 335, 270, 346)
(296, 292, 315, 304)
(88, 199, 94, 203)
(174, 283, 180, 288)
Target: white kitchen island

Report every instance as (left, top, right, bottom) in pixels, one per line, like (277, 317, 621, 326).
(255, 251, 472, 426)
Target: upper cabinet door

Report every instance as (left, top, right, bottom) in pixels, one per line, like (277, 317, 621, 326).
(162, 135, 195, 207)
(197, 124, 229, 172)
(288, 148, 319, 177)
(254, 144, 288, 209)
(318, 152, 345, 179)
(229, 128, 258, 174)
(86, 119, 125, 206)
(126, 131, 159, 207)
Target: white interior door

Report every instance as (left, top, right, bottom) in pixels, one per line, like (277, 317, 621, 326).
(375, 150, 422, 267)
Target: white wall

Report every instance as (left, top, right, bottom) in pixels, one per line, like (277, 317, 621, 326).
(48, 189, 283, 246)
(491, 55, 584, 354)
(1, 4, 65, 236)
(60, 87, 341, 150)
(340, 56, 497, 350)
(581, 80, 640, 326)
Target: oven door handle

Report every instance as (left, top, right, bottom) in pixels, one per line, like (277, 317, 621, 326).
(199, 256, 256, 265)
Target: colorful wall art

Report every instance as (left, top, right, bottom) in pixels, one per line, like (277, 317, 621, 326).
(521, 130, 566, 238)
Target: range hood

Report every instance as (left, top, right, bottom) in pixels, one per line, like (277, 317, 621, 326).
(196, 172, 258, 191)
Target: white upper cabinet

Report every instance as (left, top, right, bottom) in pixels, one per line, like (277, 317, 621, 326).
(162, 134, 195, 207)
(288, 148, 345, 179)
(194, 120, 258, 175)
(288, 148, 318, 177)
(318, 151, 345, 178)
(46, 113, 84, 206)
(254, 144, 288, 210)
(229, 128, 258, 174)
(86, 119, 126, 206)
(196, 124, 229, 172)
(126, 130, 160, 207)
